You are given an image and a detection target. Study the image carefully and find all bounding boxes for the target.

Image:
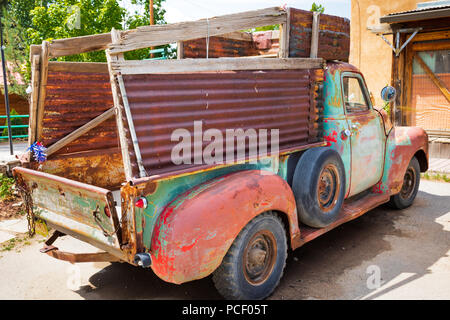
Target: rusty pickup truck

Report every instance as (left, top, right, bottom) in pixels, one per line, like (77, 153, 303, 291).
(13, 7, 428, 300)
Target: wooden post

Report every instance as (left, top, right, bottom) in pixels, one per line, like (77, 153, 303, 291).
(35, 41, 49, 141)
(106, 28, 134, 180)
(279, 8, 290, 58)
(310, 12, 320, 58)
(177, 41, 184, 60)
(28, 54, 41, 146)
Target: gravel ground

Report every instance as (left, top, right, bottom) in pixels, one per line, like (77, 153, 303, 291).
(0, 180, 448, 300)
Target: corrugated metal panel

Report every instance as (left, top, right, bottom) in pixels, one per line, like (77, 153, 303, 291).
(183, 36, 257, 58)
(289, 8, 350, 62)
(122, 70, 317, 175)
(42, 70, 119, 156)
(385, 3, 450, 15)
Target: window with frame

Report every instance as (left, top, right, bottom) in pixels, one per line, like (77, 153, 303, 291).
(342, 77, 370, 113)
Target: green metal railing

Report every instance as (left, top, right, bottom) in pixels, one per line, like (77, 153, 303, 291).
(0, 114, 29, 139)
(145, 48, 167, 60)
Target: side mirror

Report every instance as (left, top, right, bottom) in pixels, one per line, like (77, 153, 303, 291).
(381, 86, 396, 102)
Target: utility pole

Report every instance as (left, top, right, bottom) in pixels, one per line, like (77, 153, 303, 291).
(150, 0, 154, 58)
(0, 13, 13, 155)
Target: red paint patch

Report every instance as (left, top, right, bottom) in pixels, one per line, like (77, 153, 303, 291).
(324, 130, 338, 146)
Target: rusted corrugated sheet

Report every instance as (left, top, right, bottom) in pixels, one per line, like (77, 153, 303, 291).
(41, 69, 118, 156)
(122, 70, 319, 175)
(183, 36, 257, 58)
(183, 32, 279, 59)
(289, 8, 350, 61)
(37, 63, 125, 189)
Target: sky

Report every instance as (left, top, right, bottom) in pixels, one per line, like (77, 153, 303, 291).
(119, 0, 351, 23)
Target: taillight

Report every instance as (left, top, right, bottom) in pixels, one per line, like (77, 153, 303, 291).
(135, 197, 148, 209)
(104, 206, 111, 218)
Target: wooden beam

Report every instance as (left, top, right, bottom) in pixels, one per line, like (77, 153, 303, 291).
(177, 41, 184, 60)
(414, 53, 450, 103)
(310, 12, 320, 58)
(111, 57, 323, 75)
(46, 107, 116, 157)
(108, 7, 287, 54)
(35, 41, 49, 141)
(278, 8, 290, 58)
(106, 28, 134, 180)
(412, 40, 450, 52)
(220, 31, 253, 41)
(48, 61, 109, 73)
(28, 54, 41, 146)
(48, 33, 112, 58)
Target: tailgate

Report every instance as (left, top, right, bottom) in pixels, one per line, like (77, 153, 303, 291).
(13, 167, 124, 258)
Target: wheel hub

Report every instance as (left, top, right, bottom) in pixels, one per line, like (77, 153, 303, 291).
(243, 231, 277, 285)
(400, 168, 415, 200)
(317, 164, 340, 212)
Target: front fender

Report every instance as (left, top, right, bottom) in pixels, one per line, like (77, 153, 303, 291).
(374, 126, 428, 195)
(150, 170, 298, 284)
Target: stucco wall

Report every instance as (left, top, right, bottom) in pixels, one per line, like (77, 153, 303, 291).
(350, 0, 422, 107)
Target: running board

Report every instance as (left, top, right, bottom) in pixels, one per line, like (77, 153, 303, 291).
(293, 192, 390, 248)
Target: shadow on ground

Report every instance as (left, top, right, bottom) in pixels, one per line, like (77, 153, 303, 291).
(76, 189, 449, 300)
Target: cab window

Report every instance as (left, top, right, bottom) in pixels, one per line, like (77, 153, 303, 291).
(342, 77, 370, 113)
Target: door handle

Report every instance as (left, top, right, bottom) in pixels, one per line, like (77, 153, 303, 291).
(341, 129, 352, 139)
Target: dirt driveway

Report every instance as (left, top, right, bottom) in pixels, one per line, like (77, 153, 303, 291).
(0, 180, 449, 300)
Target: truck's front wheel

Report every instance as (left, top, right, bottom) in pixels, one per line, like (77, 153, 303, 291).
(212, 212, 287, 300)
(389, 156, 421, 209)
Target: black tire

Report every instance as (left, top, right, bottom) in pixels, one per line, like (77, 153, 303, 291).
(388, 157, 421, 209)
(292, 147, 346, 228)
(212, 212, 287, 300)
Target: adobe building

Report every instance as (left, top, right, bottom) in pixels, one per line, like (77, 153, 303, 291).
(350, 0, 450, 158)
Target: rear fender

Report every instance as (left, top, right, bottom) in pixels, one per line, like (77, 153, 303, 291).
(373, 126, 428, 195)
(150, 170, 298, 284)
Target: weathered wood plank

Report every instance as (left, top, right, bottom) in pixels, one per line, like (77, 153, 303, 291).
(177, 41, 184, 60)
(109, 7, 287, 54)
(112, 57, 323, 75)
(279, 8, 290, 58)
(48, 61, 109, 73)
(106, 28, 133, 180)
(35, 41, 49, 141)
(48, 33, 112, 58)
(46, 107, 116, 157)
(28, 54, 41, 146)
(310, 12, 320, 58)
(220, 31, 253, 41)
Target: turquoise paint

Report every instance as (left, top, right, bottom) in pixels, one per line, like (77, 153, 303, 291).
(140, 159, 281, 249)
(322, 67, 351, 196)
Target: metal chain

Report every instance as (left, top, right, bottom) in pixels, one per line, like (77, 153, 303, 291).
(16, 181, 35, 237)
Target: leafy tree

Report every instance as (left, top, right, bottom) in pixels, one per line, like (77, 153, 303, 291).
(2, 0, 170, 97)
(311, 2, 325, 13)
(27, 0, 126, 62)
(125, 0, 173, 60)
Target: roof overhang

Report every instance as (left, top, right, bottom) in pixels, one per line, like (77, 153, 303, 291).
(380, 7, 450, 24)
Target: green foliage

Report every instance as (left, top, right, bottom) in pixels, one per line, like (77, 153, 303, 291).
(27, 0, 126, 62)
(311, 2, 325, 13)
(125, 0, 172, 60)
(2, 109, 27, 138)
(0, 173, 15, 200)
(2, 0, 169, 98)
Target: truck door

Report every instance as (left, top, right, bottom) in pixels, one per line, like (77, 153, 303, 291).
(342, 73, 385, 196)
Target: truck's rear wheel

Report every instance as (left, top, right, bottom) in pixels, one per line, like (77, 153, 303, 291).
(389, 157, 421, 209)
(292, 147, 346, 228)
(212, 212, 287, 300)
